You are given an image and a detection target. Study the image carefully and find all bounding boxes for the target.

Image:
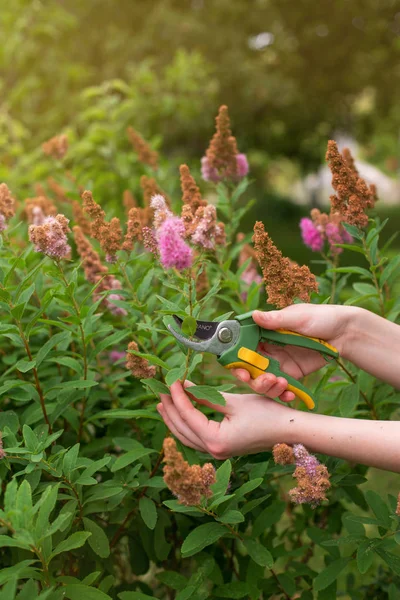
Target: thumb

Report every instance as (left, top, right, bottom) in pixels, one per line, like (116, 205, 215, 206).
(252, 305, 308, 333)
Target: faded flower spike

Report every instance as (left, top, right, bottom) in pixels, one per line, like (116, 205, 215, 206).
(163, 437, 216, 506)
(42, 134, 68, 160)
(29, 214, 71, 260)
(0, 183, 16, 231)
(272, 443, 331, 507)
(82, 190, 122, 263)
(126, 341, 156, 379)
(253, 221, 318, 308)
(202, 105, 249, 182)
(326, 141, 377, 229)
(25, 196, 57, 225)
(127, 126, 159, 170)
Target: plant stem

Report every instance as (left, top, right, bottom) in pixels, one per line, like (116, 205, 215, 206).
(56, 262, 89, 441)
(362, 239, 385, 317)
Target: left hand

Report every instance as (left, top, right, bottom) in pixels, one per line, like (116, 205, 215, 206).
(157, 380, 296, 459)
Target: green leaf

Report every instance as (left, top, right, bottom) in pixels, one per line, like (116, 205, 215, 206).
(234, 478, 263, 499)
(165, 365, 186, 386)
(51, 380, 99, 391)
(352, 283, 378, 297)
(139, 497, 158, 530)
(36, 332, 71, 368)
(252, 501, 285, 537)
(357, 540, 375, 574)
(63, 444, 80, 478)
(88, 409, 162, 422)
(334, 243, 365, 254)
(0, 561, 36, 586)
(380, 255, 400, 286)
(181, 316, 197, 337)
(36, 484, 59, 539)
(328, 266, 371, 278)
(339, 383, 359, 417)
(141, 378, 169, 396)
(83, 517, 110, 558)
(128, 350, 170, 370)
(50, 531, 91, 560)
(156, 571, 187, 591)
(111, 447, 156, 472)
(214, 582, 250, 598)
(22, 424, 38, 452)
(118, 592, 157, 600)
(64, 584, 112, 600)
(0, 535, 30, 550)
(365, 490, 392, 529)
(217, 510, 244, 524)
(313, 557, 352, 591)
(211, 460, 232, 499)
(186, 385, 226, 406)
(244, 538, 273, 567)
(375, 548, 400, 576)
(181, 523, 226, 557)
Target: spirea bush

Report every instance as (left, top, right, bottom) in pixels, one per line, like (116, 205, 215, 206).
(0, 107, 400, 600)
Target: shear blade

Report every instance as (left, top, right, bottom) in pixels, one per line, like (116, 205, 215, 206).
(173, 315, 218, 340)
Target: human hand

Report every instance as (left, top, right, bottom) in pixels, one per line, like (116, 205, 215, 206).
(231, 304, 357, 398)
(157, 380, 296, 459)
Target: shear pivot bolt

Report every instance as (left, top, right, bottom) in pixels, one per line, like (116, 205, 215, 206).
(218, 327, 232, 343)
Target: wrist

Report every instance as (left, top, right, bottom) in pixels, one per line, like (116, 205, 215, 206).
(338, 306, 367, 361)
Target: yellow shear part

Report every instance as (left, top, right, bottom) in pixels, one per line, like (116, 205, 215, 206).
(225, 347, 269, 380)
(276, 329, 338, 354)
(225, 346, 315, 410)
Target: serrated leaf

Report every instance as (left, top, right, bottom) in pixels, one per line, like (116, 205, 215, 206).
(36, 332, 71, 368)
(181, 316, 197, 337)
(141, 378, 169, 396)
(214, 582, 250, 598)
(83, 517, 110, 558)
(211, 460, 232, 499)
(50, 531, 91, 560)
(181, 523, 226, 557)
(88, 409, 162, 422)
(217, 510, 244, 524)
(165, 365, 186, 386)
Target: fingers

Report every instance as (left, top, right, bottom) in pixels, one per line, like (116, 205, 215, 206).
(159, 392, 205, 450)
(252, 305, 309, 333)
(157, 403, 204, 451)
(232, 368, 295, 402)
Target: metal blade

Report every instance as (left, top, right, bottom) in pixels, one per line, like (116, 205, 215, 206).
(169, 318, 241, 357)
(167, 323, 215, 353)
(172, 315, 218, 341)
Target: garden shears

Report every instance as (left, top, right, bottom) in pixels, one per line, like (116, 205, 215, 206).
(168, 311, 339, 410)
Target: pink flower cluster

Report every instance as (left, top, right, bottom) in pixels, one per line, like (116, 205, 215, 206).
(201, 153, 249, 183)
(0, 214, 6, 233)
(300, 217, 352, 255)
(150, 195, 193, 271)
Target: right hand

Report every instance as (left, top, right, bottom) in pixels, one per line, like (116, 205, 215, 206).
(231, 304, 357, 398)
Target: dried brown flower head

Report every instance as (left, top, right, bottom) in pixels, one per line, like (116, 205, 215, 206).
(163, 438, 216, 506)
(72, 201, 91, 235)
(25, 196, 57, 225)
(123, 207, 145, 250)
(180, 164, 207, 215)
(123, 190, 137, 214)
(82, 190, 122, 262)
(290, 464, 331, 508)
(205, 105, 238, 179)
(127, 127, 159, 170)
(273, 443, 295, 465)
(73, 226, 126, 316)
(42, 134, 68, 160)
(47, 177, 69, 204)
(126, 341, 156, 379)
(253, 221, 318, 308)
(29, 214, 71, 260)
(142, 226, 158, 255)
(396, 492, 400, 516)
(326, 141, 377, 229)
(0, 183, 16, 220)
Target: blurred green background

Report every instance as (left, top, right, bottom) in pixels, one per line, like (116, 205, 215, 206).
(1, 0, 400, 263)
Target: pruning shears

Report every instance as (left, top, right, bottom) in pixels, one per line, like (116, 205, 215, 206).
(168, 311, 339, 410)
